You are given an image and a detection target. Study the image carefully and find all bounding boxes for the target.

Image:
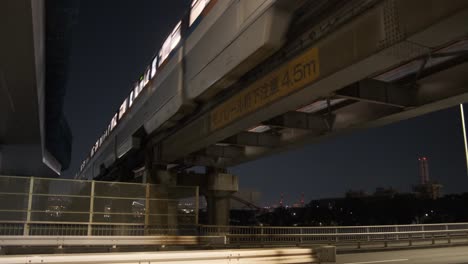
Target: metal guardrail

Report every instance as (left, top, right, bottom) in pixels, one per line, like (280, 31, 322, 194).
(199, 223, 468, 248)
(0, 247, 327, 264)
(0, 235, 222, 247)
(1, 222, 467, 250)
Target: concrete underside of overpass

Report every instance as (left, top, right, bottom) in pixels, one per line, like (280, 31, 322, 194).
(0, 0, 75, 177)
(157, 0, 468, 169)
(0, 0, 52, 176)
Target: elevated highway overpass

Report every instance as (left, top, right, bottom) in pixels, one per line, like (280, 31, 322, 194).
(159, 0, 468, 168)
(78, 0, 468, 180)
(75, 0, 468, 225)
(0, 0, 77, 177)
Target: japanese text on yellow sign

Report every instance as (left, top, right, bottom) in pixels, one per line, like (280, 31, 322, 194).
(210, 47, 320, 131)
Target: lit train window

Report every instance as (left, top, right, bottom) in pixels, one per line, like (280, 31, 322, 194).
(151, 57, 157, 78)
(138, 77, 144, 92)
(139, 69, 150, 91)
(190, 0, 210, 26)
(144, 68, 150, 85)
(110, 113, 118, 131)
(129, 90, 135, 107)
(133, 82, 140, 98)
(170, 22, 181, 50)
(159, 21, 182, 66)
(119, 98, 128, 120)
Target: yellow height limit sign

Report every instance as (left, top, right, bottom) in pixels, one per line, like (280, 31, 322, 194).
(210, 47, 320, 131)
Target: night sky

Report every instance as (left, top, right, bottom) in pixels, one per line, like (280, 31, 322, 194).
(63, 1, 468, 206)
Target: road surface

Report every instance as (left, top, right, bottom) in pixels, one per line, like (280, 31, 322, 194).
(337, 246, 468, 264)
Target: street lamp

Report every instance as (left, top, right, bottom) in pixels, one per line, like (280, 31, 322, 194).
(460, 104, 468, 175)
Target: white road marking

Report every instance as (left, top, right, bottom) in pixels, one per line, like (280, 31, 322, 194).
(344, 259, 409, 264)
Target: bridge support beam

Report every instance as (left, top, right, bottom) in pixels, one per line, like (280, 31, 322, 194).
(178, 168, 238, 226)
(183, 155, 232, 168)
(205, 171, 238, 226)
(144, 155, 179, 228)
(336, 79, 414, 108)
(221, 132, 281, 147)
(263, 111, 329, 131)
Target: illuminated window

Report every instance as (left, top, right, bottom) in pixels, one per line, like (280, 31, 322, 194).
(144, 68, 150, 86)
(190, 0, 210, 26)
(159, 41, 170, 67)
(159, 21, 182, 66)
(110, 113, 118, 131)
(138, 69, 150, 93)
(119, 99, 128, 120)
(170, 22, 181, 50)
(138, 79, 144, 94)
(133, 82, 140, 98)
(151, 57, 157, 78)
(129, 91, 135, 107)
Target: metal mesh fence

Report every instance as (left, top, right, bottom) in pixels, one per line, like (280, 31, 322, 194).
(0, 175, 198, 235)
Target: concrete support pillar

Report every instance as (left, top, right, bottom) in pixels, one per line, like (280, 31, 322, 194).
(204, 172, 238, 226)
(177, 168, 239, 226)
(145, 164, 179, 230)
(206, 192, 231, 226)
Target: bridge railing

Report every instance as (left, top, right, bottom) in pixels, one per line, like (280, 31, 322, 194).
(199, 223, 468, 247)
(0, 222, 467, 251)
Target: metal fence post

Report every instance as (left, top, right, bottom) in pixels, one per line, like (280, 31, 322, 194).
(300, 227, 303, 244)
(195, 186, 199, 225)
(446, 224, 451, 244)
(24, 177, 34, 236)
(261, 225, 264, 246)
(145, 183, 150, 235)
(87, 181, 95, 236)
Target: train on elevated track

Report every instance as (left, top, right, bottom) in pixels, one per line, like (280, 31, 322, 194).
(79, 0, 295, 179)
